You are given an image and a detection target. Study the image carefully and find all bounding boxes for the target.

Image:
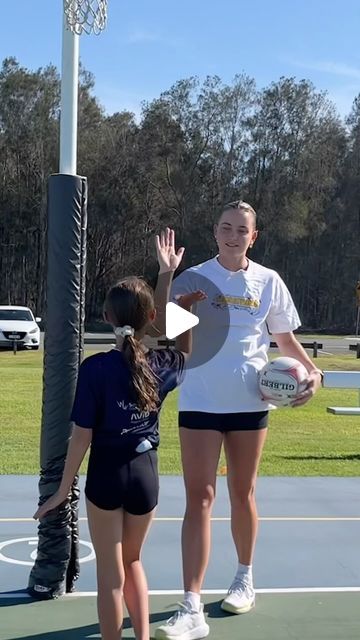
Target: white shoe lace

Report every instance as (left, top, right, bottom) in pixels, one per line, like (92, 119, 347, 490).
(228, 577, 254, 598)
(166, 602, 194, 626)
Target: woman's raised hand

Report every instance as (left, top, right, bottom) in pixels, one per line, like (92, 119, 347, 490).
(155, 228, 185, 273)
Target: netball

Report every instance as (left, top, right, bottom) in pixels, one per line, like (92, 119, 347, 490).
(258, 357, 308, 407)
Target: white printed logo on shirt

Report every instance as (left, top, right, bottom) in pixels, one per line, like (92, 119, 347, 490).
(116, 400, 151, 434)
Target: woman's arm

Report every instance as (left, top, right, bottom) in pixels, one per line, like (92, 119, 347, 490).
(33, 425, 92, 519)
(272, 332, 323, 406)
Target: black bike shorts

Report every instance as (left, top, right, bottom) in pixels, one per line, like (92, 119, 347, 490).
(85, 448, 159, 514)
(179, 410, 269, 431)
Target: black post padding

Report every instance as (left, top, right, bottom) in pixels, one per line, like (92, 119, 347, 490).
(28, 174, 87, 599)
(66, 475, 81, 592)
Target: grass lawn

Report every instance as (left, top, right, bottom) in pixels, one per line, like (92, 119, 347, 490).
(0, 350, 359, 476)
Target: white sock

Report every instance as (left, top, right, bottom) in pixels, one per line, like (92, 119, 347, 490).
(184, 591, 201, 612)
(235, 562, 253, 586)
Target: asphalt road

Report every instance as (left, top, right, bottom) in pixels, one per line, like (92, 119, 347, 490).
(38, 333, 359, 355)
(2, 333, 358, 355)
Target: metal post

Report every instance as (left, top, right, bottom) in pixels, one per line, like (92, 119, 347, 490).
(59, 4, 80, 176)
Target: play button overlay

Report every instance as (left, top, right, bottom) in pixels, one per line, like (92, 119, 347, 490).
(166, 302, 199, 339)
(159, 270, 231, 370)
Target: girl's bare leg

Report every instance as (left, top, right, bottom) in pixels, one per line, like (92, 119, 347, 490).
(86, 498, 125, 640)
(122, 509, 155, 640)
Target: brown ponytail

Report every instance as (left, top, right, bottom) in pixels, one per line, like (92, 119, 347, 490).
(122, 335, 159, 412)
(104, 276, 160, 412)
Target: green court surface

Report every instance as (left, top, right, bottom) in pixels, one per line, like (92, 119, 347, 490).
(0, 592, 359, 640)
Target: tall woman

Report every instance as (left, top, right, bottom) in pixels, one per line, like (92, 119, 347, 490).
(154, 203, 323, 640)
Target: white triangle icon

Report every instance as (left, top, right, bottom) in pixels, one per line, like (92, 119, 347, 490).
(165, 302, 199, 340)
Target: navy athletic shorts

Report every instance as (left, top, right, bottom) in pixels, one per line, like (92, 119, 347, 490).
(85, 448, 159, 514)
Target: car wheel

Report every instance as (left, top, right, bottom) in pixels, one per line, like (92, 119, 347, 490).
(31, 346, 40, 350)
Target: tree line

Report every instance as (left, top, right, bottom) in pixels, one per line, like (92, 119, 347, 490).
(0, 57, 359, 332)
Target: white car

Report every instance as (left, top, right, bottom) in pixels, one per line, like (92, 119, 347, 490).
(0, 306, 41, 350)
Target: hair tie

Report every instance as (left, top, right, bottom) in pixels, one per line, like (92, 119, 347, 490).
(114, 325, 135, 338)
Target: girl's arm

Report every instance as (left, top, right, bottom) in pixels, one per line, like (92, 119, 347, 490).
(175, 291, 207, 355)
(147, 228, 185, 336)
(33, 425, 92, 520)
(148, 270, 174, 336)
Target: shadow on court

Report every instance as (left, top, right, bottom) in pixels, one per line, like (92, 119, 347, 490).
(0, 624, 99, 640)
(1, 593, 359, 640)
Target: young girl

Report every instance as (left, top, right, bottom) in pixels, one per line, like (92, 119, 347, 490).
(34, 229, 205, 640)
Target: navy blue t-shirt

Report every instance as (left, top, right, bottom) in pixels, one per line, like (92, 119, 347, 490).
(71, 348, 184, 452)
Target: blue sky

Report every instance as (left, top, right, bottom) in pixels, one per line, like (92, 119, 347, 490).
(1, 0, 359, 119)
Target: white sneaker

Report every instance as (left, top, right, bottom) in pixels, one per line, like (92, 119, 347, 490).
(221, 577, 255, 614)
(155, 602, 210, 640)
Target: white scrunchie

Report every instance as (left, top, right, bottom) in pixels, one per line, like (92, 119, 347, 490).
(114, 325, 135, 338)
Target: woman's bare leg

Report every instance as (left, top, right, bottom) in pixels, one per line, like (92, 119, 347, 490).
(180, 428, 223, 593)
(224, 429, 268, 565)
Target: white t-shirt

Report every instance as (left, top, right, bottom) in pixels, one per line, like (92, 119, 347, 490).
(171, 257, 301, 413)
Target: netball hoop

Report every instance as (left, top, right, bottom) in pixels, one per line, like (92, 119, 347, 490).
(60, 0, 108, 175)
(64, 0, 108, 35)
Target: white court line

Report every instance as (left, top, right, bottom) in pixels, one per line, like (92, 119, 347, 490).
(152, 517, 360, 522)
(1, 516, 360, 523)
(1, 587, 360, 599)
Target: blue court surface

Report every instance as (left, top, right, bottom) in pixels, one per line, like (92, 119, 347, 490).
(1, 475, 360, 639)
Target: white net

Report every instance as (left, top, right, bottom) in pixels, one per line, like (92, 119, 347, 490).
(64, 0, 108, 35)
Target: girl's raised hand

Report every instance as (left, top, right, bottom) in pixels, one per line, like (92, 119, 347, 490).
(155, 228, 185, 273)
(175, 290, 207, 310)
